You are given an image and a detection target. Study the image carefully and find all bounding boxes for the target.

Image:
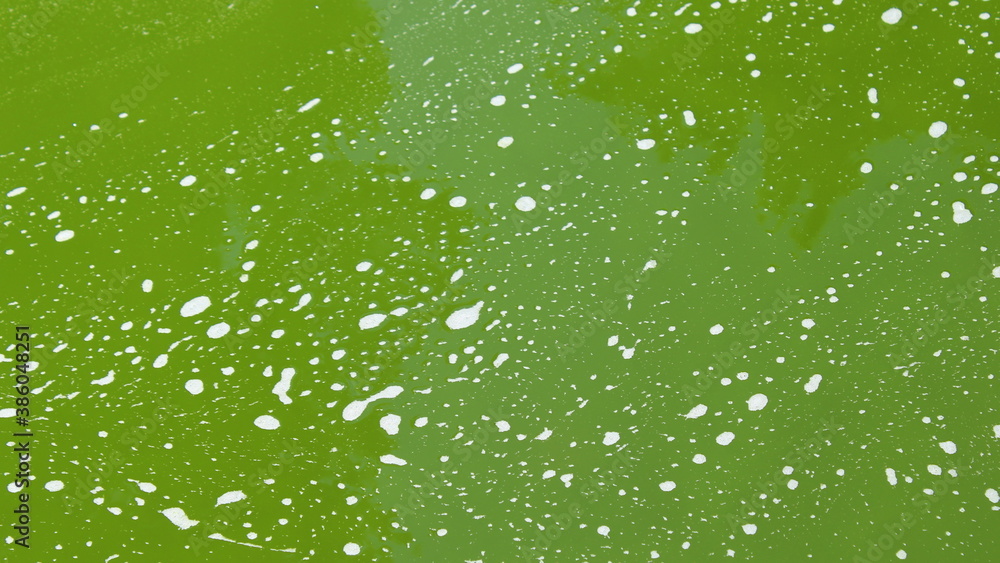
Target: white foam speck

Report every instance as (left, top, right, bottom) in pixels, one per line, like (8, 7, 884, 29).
(380, 414, 401, 435)
(91, 371, 115, 386)
(298, 98, 321, 112)
(747, 394, 768, 411)
(986, 489, 999, 503)
(983, 183, 998, 195)
(598, 525, 611, 537)
(952, 201, 972, 224)
(693, 454, 706, 464)
(380, 454, 407, 466)
(685, 404, 708, 419)
(207, 322, 230, 339)
(886, 468, 898, 486)
(344, 542, 361, 556)
(490, 95, 506, 106)
(254, 415, 280, 430)
(180, 175, 197, 187)
(161, 507, 199, 530)
(343, 386, 405, 421)
(445, 301, 484, 330)
(185, 379, 204, 395)
(684, 23, 703, 34)
(142, 279, 153, 292)
(180, 296, 212, 317)
(7, 187, 27, 197)
(716, 432, 735, 446)
(603, 431, 620, 445)
(45, 480, 64, 492)
(359, 313, 387, 330)
(804, 374, 823, 393)
(493, 353, 509, 367)
(802, 318, 815, 329)
(637, 139, 656, 150)
(515, 196, 536, 211)
(310, 152, 324, 162)
(881, 8, 902, 24)
(742, 524, 757, 535)
(273, 368, 295, 404)
(659, 481, 676, 492)
(153, 354, 169, 368)
(507, 63, 523, 74)
(709, 324, 724, 335)
(928, 121, 947, 138)
(55, 230, 75, 242)
(939, 441, 957, 454)
(356, 261, 372, 272)
(683, 110, 696, 126)
(216, 491, 247, 506)
(497, 136, 514, 148)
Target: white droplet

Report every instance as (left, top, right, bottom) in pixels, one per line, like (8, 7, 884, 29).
(55, 230, 75, 242)
(742, 523, 758, 535)
(185, 379, 204, 395)
(637, 139, 656, 150)
(445, 301, 484, 330)
(710, 324, 724, 335)
(180, 296, 212, 317)
(747, 394, 769, 411)
(685, 404, 708, 419)
(597, 525, 611, 537)
(928, 121, 948, 138)
(344, 542, 361, 556)
(207, 322, 230, 339)
(603, 431, 620, 445)
(939, 441, 957, 454)
(982, 183, 998, 195)
(180, 175, 197, 187)
(359, 313, 387, 330)
(45, 480, 65, 492)
(881, 8, 903, 24)
(507, 63, 523, 74)
(716, 432, 735, 446)
(497, 136, 514, 148)
(490, 95, 506, 106)
(142, 279, 153, 293)
(952, 201, 972, 224)
(659, 481, 676, 492)
(216, 490, 247, 506)
(684, 23, 703, 34)
(161, 507, 199, 530)
(254, 415, 280, 430)
(804, 374, 823, 393)
(515, 196, 536, 211)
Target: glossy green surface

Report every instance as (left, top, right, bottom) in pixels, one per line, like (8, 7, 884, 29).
(2, 1, 998, 561)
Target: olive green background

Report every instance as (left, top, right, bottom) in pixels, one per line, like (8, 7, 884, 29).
(1, 0, 998, 561)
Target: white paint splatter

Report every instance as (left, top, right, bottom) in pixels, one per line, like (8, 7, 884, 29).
(445, 301, 484, 330)
(747, 394, 768, 411)
(180, 296, 212, 317)
(161, 507, 199, 530)
(254, 415, 280, 430)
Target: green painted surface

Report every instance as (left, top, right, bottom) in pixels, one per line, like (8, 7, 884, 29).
(1, 1, 998, 561)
